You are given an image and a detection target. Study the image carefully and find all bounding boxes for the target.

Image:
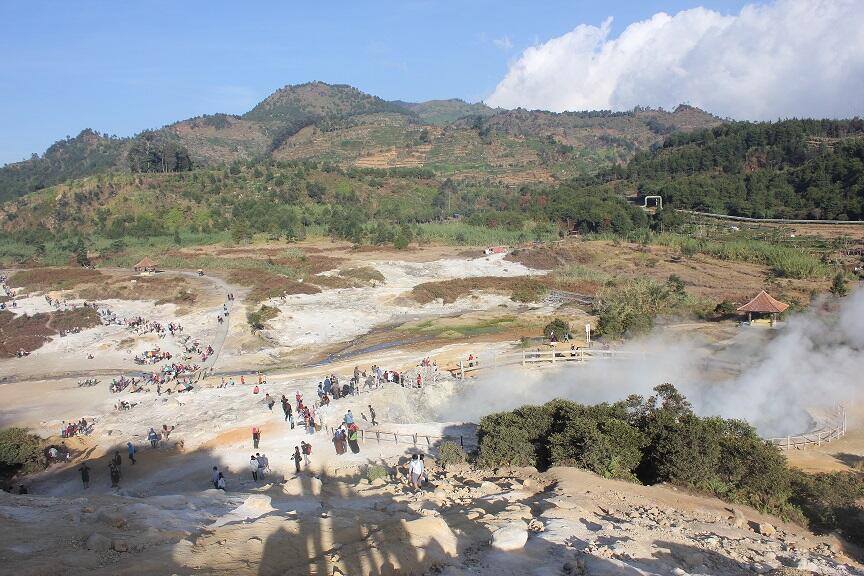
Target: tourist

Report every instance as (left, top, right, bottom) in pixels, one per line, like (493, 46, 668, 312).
(112, 451, 122, 478)
(282, 396, 294, 429)
(109, 463, 121, 488)
(148, 427, 159, 448)
(418, 454, 427, 485)
(265, 393, 275, 410)
(216, 472, 226, 491)
(211, 466, 220, 489)
(78, 463, 90, 489)
(368, 405, 377, 426)
(252, 384, 259, 395)
(292, 446, 302, 474)
(344, 410, 354, 425)
(409, 454, 423, 491)
(300, 441, 312, 467)
(347, 424, 360, 454)
(127, 441, 136, 465)
(256, 453, 266, 479)
(249, 455, 259, 482)
(251, 426, 260, 449)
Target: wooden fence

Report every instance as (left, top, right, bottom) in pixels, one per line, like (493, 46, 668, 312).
(450, 347, 643, 377)
(323, 425, 468, 449)
(768, 406, 848, 450)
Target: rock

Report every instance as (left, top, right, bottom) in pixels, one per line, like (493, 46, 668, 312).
(731, 508, 747, 529)
(111, 539, 128, 553)
(527, 518, 545, 532)
(490, 524, 529, 551)
(758, 523, 777, 537)
(85, 533, 111, 553)
(400, 516, 458, 563)
(370, 477, 387, 486)
(478, 481, 500, 494)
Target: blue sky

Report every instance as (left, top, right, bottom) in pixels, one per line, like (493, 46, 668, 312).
(0, 0, 777, 165)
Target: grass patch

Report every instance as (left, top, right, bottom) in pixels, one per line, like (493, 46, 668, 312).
(418, 221, 558, 246)
(411, 276, 548, 304)
(48, 307, 101, 331)
(653, 233, 831, 279)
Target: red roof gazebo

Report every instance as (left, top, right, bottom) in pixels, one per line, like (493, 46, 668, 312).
(737, 290, 788, 325)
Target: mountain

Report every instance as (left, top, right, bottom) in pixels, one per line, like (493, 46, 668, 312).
(0, 83, 723, 204)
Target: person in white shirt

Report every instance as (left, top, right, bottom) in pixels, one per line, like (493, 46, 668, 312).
(409, 454, 423, 491)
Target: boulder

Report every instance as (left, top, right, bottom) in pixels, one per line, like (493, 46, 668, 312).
(85, 533, 111, 553)
(478, 481, 500, 494)
(490, 524, 529, 551)
(758, 523, 777, 537)
(111, 539, 129, 553)
(400, 516, 458, 560)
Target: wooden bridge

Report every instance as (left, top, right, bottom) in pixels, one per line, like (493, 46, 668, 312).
(447, 347, 643, 378)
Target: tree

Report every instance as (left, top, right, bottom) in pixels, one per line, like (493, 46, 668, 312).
(73, 237, 90, 267)
(830, 272, 849, 297)
(543, 318, 570, 341)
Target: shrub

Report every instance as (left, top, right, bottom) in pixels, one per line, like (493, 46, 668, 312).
(0, 428, 46, 479)
(366, 464, 389, 483)
(790, 470, 864, 546)
(594, 278, 671, 338)
(830, 272, 849, 297)
(543, 318, 570, 341)
(437, 441, 467, 468)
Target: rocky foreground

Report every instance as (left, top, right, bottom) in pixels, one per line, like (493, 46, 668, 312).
(1, 461, 860, 576)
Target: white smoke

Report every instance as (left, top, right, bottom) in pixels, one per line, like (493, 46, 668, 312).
(487, 0, 864, 120)
(435, 289, 864, 437)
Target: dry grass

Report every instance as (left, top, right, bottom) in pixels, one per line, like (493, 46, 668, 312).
(77, 275, 196, 303)
(228, 269, 321, 303)
(505, 245, 595, 270)
(9, 268, 103, 292)
(411, 276, 549, 304)
(0, 307, 101, 357)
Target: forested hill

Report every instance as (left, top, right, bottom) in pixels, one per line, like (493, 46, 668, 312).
(614, 119, 864, 220)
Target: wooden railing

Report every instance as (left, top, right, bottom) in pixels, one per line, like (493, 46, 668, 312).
(449, 347, 643, 377)
(768, 406, 848, 450)
(323, 425, 468, 449)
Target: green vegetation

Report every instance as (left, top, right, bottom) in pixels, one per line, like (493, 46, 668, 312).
(543, 318, 570, 340)
(616, 119, 864, 220)
(366, 464, 390, 483)
(476, 384, 864, 543)
(247, 304, 280, 331)
(0, 428, 46, 481)
(436, 441, 468, 468)
(594, 278, 678, 338)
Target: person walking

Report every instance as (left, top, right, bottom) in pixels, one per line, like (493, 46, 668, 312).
(265, 393, 275, 411)
(111, 450, 123, 477)
(409, 454, 423, 491)
(255, 453, 266, 479)
(148, 428, 159, 448)
(216, 472, 226, 491)
(127, 441, 136, 465)
(109, 463, 121, 488)
(368, 405, 377, 426)
(300, 441, 312, 467)
(251, 426, 260, 449)
(281, 395, 293, 428)
(291, 446, 302, 474)
(211, 466, 220, 489)
(249, 455, 259, 482)
(344, 410, 354, 425)
(78, 462, 90, 489)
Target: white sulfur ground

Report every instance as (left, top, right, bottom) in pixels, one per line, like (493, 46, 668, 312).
(258, 253, 545, 351)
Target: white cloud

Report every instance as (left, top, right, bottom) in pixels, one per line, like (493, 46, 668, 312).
(487, 0, 864, 119)
(493, 35, 513, 52)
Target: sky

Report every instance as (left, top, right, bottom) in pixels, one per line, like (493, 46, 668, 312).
(1, 0, 861, 165)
